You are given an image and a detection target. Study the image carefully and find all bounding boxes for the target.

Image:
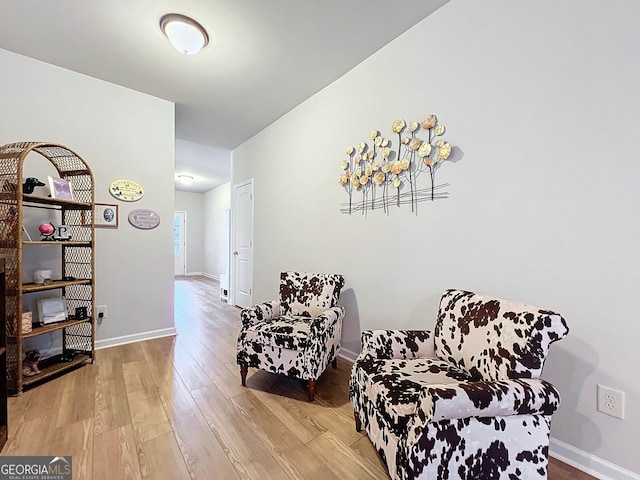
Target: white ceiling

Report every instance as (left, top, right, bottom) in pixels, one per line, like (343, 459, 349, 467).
(0, 0, 450, 193)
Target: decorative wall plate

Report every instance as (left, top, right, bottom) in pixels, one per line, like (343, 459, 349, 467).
(128, 209, 160, 230)
(109, 179, 144, 202)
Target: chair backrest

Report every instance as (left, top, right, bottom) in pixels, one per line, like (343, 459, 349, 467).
(279, 272, 345, 317)
(434, 289, 569, 381)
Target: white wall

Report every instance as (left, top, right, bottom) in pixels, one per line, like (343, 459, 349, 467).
(232, 0, 640, 477)
(175, 191, 205, 274)
(204, 182, 231, 279)
(0, 48, 176, 348)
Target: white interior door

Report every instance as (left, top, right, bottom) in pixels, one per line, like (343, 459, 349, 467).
(231, 180, 253, 307)
(174, 211, 186, 276)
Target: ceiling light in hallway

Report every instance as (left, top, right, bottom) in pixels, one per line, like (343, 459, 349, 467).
(160, 14, 209, 55)
(177, 174, 194, 184)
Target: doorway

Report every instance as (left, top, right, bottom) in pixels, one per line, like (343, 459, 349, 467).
(174, 211, 187, 276)
(231, 179, 253, 307)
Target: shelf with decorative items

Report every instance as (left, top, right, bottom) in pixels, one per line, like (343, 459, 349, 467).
(21, 278, 92, 293)
(22, 353, 91, 388)
(0, 142, 95, 394)
(17, 317, 94, 340)
(22, 194, 92, 209)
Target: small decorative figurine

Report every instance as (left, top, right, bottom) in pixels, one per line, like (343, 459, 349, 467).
(22, 349, 41, 377)
(39, 223, 72, 241)
(23, 177, 45, 194)
(39, 223, 55, 240)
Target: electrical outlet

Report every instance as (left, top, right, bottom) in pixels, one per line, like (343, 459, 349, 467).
(96, 305, 107, 321)
(597, 385, 625, 419)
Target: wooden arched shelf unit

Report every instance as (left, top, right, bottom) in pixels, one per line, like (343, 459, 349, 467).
(0, 142, 95, 394)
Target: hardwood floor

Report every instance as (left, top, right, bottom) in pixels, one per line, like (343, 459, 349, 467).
(2, 276, 595, 479)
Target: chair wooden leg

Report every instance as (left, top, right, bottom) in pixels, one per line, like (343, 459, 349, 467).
(308, 379, 316, 401)
(332, 357, 337, 368)
(240, 364, 248, 386)
(354, 410, 362, 432)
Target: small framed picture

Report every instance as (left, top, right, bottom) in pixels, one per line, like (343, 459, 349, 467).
(37, 297, 67, 325)
(47, 175, 73, 200)
(94, 203, 118, 227)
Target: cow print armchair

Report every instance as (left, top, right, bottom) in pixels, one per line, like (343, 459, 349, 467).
(237, 271, 346, 401)
(349, 289, 569, 480)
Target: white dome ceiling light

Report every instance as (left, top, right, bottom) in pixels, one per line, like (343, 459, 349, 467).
(160, 14, 209, 55)
(177, 174, 194, 184)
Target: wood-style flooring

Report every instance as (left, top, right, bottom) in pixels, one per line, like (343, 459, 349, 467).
(2, 276, 595, 479)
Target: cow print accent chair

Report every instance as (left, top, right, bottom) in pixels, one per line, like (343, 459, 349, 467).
(237, 271, 346, 401)
(349, 288, 569, 480)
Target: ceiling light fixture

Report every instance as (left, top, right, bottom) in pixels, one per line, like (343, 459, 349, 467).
(160, 13, 209, 55)
(177, 174, 194, 184)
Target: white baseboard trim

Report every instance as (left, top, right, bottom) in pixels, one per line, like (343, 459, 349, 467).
(550, 438, 639, 480)
(182, 272, 221, 281)
(95, 327, 178, 351)
(203, 273, 219, 280)
(338, 347, 358, 363)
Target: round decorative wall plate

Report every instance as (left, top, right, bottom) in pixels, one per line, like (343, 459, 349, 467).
(128, 209, 160, 230)
(109, 179, 144, 202)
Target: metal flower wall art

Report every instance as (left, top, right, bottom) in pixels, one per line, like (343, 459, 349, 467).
(339, 114, 453, 215)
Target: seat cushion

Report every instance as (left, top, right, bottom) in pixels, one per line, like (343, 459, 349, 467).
(352, 357, 471, 436)
(243, 315, 312, 350)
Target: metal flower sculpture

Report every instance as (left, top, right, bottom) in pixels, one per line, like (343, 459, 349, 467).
(339, 114, 453, 215)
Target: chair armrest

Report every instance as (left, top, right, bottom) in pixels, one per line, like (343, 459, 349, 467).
(309, 306, 345, 336)
(412, 378, 561, 429)
(240, 301, 281, 328)
(356, 329, 435, 361)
